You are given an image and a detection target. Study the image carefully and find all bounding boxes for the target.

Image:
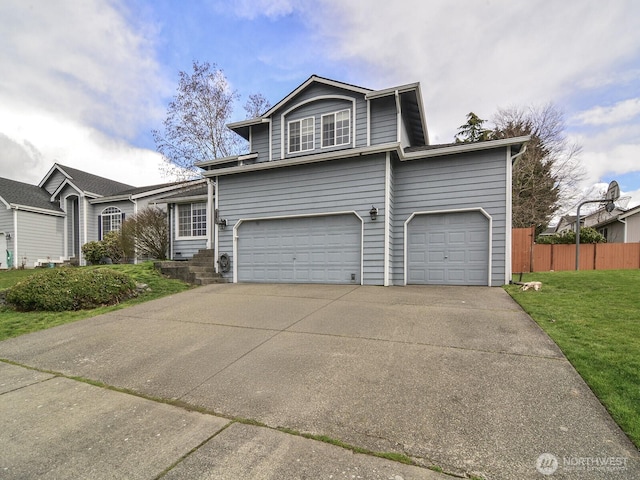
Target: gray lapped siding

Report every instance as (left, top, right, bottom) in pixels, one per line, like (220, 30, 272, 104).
(217, 154, 387, 285)
(268, 83, 369, 160)
(215, 147, 509, 286)
(16, 210, 64, 266)
(391, 149, 508, 286)
(370, 96, 397, 145)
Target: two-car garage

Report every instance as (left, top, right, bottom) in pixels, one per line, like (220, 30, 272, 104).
(233, 209, 491, 286)
(236, 214, 362, 284)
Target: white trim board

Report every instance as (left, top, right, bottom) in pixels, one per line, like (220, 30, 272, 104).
(232, 210, 364, 285)
(403, 208, 493, 286)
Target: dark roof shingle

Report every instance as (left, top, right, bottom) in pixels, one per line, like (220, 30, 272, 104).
(56, 164, 135, 196)
(0, 177, 63, 212)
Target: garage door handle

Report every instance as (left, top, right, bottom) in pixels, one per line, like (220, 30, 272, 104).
(444, 256, 448, 259)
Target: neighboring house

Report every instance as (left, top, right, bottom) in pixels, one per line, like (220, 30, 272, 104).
(195, 75, 529, 286)
(556, 206, 640, 243)
(0, 163, 206, 268)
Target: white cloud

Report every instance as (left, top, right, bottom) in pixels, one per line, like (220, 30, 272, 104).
(0, 0, 167, 138)
(570, 121, 640, 181)
(0, 0, 170, 187)
(301, 0, 640, 142)
(0, 108, 167, 187)
(572, 98, 640, 126)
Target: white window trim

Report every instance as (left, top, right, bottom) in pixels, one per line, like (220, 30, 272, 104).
(279, 95, 357, 159)
(287, 116, 315, 154)
(175, 202, 207, 240)
(100, 206, 123, 240)
(321, 109, 351, 149)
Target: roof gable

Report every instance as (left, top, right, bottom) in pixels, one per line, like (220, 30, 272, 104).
(0, 176, 63, 213)
(41, 163, 135, 199)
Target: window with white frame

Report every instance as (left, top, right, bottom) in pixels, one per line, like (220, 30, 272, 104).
(288, 117, 314, 153)
(177, 203, 207, 238)
(100, 207, 123, 239)
(322, 109, 350, 147)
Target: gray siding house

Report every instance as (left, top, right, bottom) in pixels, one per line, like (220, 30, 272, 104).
(196, 75, 528, 286)
(0, 164, 206, 268)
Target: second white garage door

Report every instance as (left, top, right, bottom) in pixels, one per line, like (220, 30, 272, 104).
(237, 214, 361, 284)
(407, 211, 489, 285)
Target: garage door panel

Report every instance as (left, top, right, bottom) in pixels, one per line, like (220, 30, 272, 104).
(238, 214, 361, 284)
(408, 211, 489, 286)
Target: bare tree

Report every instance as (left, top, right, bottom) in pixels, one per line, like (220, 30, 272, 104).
(153, 61, 243, 179)
(244, 93, 271, 119)
(121, 207, 169, 260)
(491, 104, 584, 232)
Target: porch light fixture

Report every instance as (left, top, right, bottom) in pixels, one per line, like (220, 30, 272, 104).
(5, 233, 11, 240)
(217, 218, 227, 230)
(369, 206, 378, 221)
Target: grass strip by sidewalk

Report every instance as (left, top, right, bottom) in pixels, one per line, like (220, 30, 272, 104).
(504, 269, 640, 448)
(0, 262, 191, 341)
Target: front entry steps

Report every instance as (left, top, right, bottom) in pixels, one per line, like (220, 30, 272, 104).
(154, 249, 227, 285)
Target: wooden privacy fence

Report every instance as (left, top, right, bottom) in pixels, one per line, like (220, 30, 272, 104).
(512, 227, 640, 272)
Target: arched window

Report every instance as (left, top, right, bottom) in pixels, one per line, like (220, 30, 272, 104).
(100, 207, 123, 240)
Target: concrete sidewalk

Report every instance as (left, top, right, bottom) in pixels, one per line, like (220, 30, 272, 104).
(0, 284, 638, 479)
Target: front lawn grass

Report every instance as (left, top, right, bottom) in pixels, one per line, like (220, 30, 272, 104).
(0, 262, 191, 341)
(504, 270, 640, 448)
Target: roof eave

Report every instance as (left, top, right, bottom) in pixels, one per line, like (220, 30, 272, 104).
(401, 135, 531, 160)
(10, 203, 65, 216)
(129, 179, 206, 200)
(202, 143, 401, 177)
(261, 75, 372, 119)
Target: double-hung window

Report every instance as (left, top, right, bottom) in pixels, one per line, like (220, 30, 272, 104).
(288, 117, 314, 153)
(177, 203, 207, 238)
(322, 109, 350, 148)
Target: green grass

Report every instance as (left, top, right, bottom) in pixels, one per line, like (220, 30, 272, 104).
(504, 270, 640, 447)
(0, 262, 191, 341)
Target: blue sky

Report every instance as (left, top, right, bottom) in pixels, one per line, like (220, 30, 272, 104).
(1, 0, 639, 215)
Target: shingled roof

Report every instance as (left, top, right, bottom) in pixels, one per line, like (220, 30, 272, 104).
(56, 164, 135, 196)
(0, 177, 63, 212)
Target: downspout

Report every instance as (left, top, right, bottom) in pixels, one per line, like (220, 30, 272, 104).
(13, 209, 18, 267)
(206, 178, 214, 250)
(213, 176, 219, 274)
(168, 205, 173, 260)
(394, 90, 401, 144)
(82, 195, 88, 266)
(506, 143, 527, 283)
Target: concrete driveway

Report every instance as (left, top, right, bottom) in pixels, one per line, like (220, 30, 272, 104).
(0, 284, 638, 479)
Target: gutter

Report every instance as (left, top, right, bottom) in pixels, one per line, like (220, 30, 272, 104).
(200, 136, 531, 177)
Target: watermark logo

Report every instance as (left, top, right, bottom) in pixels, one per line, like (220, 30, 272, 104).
(535, 453, 628, 475)
(536, 453, 559, 475)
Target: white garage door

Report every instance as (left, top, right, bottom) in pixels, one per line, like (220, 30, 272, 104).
(407, 211, 489, 285)
(237, 214, 361, 284)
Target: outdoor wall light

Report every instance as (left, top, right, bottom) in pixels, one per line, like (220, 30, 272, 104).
(217, 218, 227, 230)
(369, 206, 378, 221)
(5, 233, 11, 240)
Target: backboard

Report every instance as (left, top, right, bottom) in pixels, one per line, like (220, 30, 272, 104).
(605, 180, 620, 202)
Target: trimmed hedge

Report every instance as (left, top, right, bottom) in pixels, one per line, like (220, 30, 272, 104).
(5, 268, 137, 311)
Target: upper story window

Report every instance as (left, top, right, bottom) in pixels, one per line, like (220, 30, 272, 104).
(288, 117, 314, 153)
(100, 207, 123, 240)
(177, 203, 207, 238)
(322, 109, 350, 148)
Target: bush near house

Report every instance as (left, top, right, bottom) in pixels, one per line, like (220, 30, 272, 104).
(82, 231, 126, 264)
(5, 268, 137, 311)
(536, 226, 605, 244)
